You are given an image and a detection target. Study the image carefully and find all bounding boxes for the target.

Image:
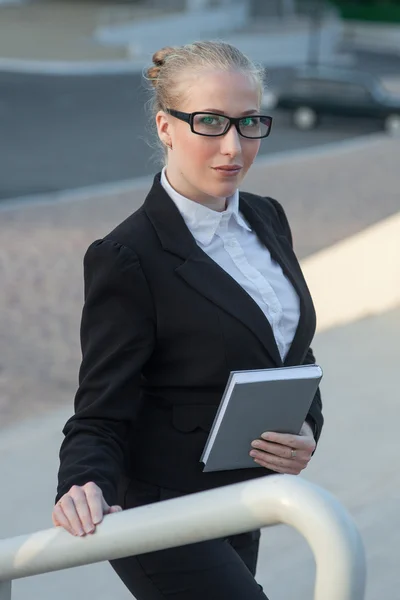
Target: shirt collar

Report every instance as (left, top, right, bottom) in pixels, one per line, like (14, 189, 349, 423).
(160, 167, 251, 246)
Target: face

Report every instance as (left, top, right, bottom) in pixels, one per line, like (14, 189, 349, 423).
(156, 70, 262, 209)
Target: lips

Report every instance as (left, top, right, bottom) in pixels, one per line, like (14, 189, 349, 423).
(213, 165, 243, 176)
(214, 165, 242, 171)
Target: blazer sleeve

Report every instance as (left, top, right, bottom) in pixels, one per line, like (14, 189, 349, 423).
(268, 197, 324, 444)
(55, 238, 156, 506)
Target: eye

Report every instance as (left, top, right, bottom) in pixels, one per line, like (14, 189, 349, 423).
(200, 115, 223, 126)
(240, 117, 258, 127)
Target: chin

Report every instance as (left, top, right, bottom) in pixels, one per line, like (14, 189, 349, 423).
(209, 180, 238, 196)
(215, 184, 238, 198)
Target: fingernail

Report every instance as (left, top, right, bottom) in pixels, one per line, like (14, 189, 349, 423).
(251, 441, 260, 448)
(261, 433, 270, 440)
(77, 529, 85, 537)
(249, 451, 257, 457)
(85, 526, 95, 534)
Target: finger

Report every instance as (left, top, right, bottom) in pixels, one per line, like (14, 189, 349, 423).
(56, 495, 86, 536)
(251, 439, 313, 461)
(107, 505, 123, 514)
(261, 431, 316, 452)
(70, 485, 102, 534)
(251, 439, 300, 460)
(253, 458, 300, 475)
(81, 483, 107, 529)
(52, 504, 76, 536)
(250, 449, 308, 473)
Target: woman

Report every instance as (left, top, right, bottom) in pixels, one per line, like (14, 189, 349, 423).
(53, 41, 323, 599)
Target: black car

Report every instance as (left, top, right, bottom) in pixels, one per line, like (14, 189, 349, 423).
(262, 66, 400, 134)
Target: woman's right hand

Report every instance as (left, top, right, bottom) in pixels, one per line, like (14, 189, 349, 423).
(52, 482, 123, 537)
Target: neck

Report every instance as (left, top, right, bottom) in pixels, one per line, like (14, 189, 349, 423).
(165, 166, 227, 212)
(199, 196, 227, 212)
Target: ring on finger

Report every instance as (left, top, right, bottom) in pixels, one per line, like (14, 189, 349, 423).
(290, 448, 297, 459)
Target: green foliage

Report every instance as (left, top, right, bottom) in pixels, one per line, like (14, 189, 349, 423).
(331, 1, 400, 23)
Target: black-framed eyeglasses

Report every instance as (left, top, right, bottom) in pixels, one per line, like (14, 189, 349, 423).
(166, 109, 273, 139)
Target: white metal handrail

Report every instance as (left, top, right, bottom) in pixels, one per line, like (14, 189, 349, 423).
(0, 475, 366, 599)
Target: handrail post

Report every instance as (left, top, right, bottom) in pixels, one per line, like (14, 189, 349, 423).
(0, 581, 11, 600)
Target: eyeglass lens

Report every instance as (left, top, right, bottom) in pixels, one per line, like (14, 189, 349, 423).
(192, 114, 270, 137)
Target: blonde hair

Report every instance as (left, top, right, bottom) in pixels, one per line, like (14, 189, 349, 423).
(144, 41, 266, 160)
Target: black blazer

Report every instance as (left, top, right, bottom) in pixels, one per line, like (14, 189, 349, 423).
(56, 174, 323, 507)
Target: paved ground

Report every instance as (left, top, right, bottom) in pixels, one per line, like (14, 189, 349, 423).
(1, 134, 399, 428)
(1, 306, 398, 599)
(0, 1, 340, 65)
(0, 6, 399, 596)
(0, 134, 398, 598)
(0, 1, 175, 62)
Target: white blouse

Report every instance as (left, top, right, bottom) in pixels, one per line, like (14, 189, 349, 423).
(161, 168, 300, 361)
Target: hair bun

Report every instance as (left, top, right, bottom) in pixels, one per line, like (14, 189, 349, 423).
(146, 46, 175, 87)
(152, 46, 175, 67)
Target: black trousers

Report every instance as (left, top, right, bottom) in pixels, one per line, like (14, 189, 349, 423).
(109, 478, 269, 600)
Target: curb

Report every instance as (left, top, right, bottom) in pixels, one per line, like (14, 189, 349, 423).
(0, 174, 154, 211)
(0, 58, 146, 76)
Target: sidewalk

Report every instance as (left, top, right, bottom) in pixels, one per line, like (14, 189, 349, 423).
(0, 133, 399, 598)
(0, 1, 167, 62)
(0, 133, 399, 427)
(1, 1, 400, 74)
(0, 126, 399, 596)
(0, 307, 398, 599)
(342, 20, 400, 55)
(0, 0, 345, 73)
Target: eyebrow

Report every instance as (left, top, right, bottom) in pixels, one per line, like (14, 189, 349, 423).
(200, 108, 259, 116)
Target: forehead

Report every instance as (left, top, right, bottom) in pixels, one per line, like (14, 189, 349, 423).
(179, 70, 260, 114)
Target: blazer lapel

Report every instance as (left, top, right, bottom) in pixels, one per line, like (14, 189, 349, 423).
(176, 254, 283, 366)
(144, 175, 283, 366)
(239, 195, 315, 366)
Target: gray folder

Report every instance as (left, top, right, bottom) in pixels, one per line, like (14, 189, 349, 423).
(200, 364, 323, 472)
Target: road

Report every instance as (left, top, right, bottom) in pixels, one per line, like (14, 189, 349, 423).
(0, 50, 398, 201)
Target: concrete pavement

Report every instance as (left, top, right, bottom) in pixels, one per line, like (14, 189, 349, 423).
(260, 306, 400, 600)
(0, 0, 344, 72)
(0, 21, 399, 589)
(1, 0, 399, 75)
(0, 306, 399, 599)
(0, 134, 399, 597)
(342, 20, 400, 55)
(0, 1, 175, 63)
(1, 133, 399, 427)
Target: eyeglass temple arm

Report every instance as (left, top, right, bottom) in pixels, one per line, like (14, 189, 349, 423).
(166, 109, 191, 124)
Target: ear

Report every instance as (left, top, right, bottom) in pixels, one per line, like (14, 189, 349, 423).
(156, 110, 173, 148)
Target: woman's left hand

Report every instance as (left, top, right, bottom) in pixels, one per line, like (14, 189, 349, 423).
(249, 421, 316, 475)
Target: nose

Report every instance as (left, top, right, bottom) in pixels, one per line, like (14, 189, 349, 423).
(219, 124, 242, 158)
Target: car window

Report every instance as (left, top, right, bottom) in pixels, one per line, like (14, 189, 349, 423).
(289, 78, 371, 101)
(343, 84, 371, 101)
(289, 78, 320, 94)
